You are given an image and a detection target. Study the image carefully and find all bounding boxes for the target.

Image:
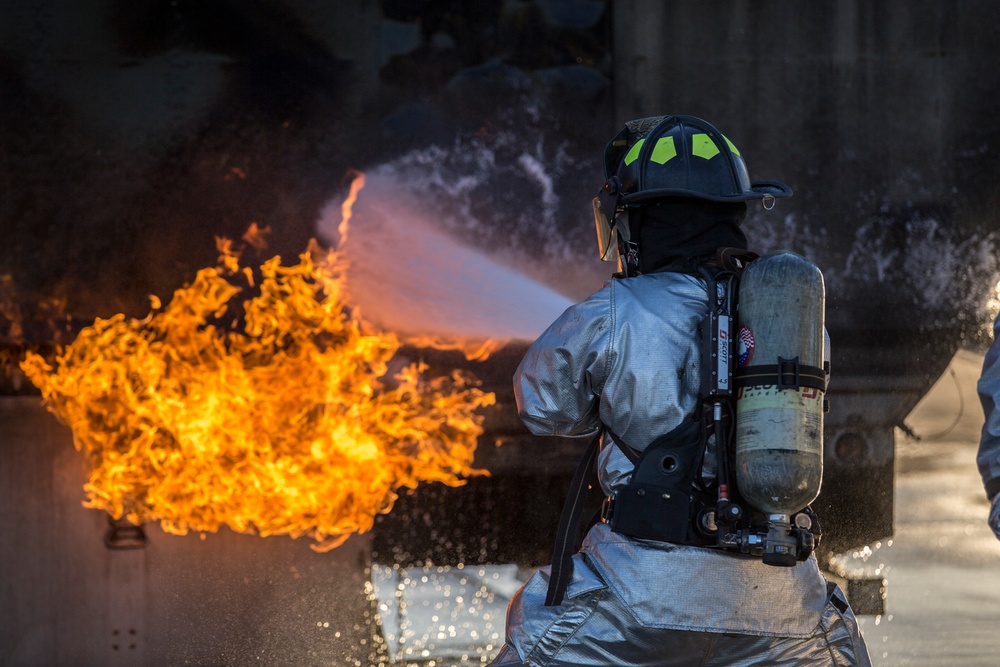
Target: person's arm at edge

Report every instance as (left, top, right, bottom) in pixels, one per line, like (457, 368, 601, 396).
(977, 314, 1000, 538)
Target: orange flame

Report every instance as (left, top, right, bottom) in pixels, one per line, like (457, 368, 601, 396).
(241, 222, 271, 252)
(21, 222, 495, 551)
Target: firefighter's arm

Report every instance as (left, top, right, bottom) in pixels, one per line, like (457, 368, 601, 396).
(513, 286, 612, 438)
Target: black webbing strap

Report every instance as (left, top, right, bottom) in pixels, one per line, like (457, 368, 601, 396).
(545, 430, 603, 607)
(735, 357, 827, 392)
(607, 427, 640, 464)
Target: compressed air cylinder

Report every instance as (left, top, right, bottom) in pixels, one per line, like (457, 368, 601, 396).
(735, 251, 826, 516)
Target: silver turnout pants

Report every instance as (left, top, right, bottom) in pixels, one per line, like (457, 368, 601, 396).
(489, 575, 871, 667)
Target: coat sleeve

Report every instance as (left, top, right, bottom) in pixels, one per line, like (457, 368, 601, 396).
(978, 314, 1000, 501)
(512, 284, 613, 438)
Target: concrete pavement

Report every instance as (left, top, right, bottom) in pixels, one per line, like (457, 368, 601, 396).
(855, 349, 1000, 667)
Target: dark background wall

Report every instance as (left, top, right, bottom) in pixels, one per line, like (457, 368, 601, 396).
(614, 1, 1000, 336)
(2, 1, 998, 335)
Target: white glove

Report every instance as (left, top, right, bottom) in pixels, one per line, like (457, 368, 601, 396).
(990, 495, 1000, 541)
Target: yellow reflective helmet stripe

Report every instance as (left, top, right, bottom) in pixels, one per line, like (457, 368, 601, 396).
(691, 133, 719, 159)
(624, 138, 645, 165)
(691, 133, 742, 159)
(625, 136, 677, 166)
(650, 136, 677, 164)
(625, 132, 741, 166)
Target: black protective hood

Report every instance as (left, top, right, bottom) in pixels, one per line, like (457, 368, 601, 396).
(633, 198, 749, 275)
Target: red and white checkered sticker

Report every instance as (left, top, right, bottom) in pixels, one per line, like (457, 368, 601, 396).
(738, 325, 755, 367)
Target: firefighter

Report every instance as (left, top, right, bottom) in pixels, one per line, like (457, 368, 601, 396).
(489, 116, 872, 666)
(978, 311, 1000, 540)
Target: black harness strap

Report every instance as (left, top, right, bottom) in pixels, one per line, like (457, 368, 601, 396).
(604, 418, 709, 546)
(545, 427, 645, 606)
(545, 430, 603, 607)
(607, 427, 640, 464)
(734, 358, 827, 392)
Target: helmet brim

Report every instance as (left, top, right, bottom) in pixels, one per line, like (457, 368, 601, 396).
(620, 179, 792, 205)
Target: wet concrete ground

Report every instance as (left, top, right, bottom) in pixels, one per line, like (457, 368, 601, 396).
(855, 349, 1000, 667)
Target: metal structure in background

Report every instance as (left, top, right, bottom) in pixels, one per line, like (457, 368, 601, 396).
(3, 1, 1000, 664)
(0, 397, 378, 666)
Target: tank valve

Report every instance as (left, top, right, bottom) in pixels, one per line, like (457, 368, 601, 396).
(762, 514, 799, 567)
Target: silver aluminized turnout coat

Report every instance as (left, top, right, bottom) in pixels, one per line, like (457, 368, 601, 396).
(489, 270, 871, 667)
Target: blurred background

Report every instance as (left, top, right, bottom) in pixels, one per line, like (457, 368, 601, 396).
(2, 1, 999, 665)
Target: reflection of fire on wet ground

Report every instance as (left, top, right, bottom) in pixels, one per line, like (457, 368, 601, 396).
(17, 180, 499, 552)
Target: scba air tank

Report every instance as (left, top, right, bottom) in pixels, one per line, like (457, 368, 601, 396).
(735, 251, 826, 551)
